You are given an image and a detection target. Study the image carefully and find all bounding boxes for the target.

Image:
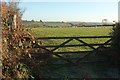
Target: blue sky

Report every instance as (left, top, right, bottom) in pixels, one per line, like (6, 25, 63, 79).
(19, 1, 119, 22)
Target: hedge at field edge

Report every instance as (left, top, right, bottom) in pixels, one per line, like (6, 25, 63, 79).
(112, 23, 120, 51)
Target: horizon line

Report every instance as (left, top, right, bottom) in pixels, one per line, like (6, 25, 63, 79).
(22, 20, 117, 23)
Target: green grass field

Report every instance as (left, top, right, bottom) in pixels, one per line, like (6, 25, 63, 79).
(31, 27, 112, 37)
(31, 27, 117, 78)
(31, 27, 113, 52)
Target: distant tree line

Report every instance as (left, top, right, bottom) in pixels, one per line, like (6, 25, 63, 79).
(22, 20, 114, 28)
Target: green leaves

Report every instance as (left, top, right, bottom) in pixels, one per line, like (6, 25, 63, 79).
(112, 23, 120, 50)
(13, 63, 30, 79)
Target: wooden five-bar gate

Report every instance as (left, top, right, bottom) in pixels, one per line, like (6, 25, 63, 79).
(34, 36, 112, 64)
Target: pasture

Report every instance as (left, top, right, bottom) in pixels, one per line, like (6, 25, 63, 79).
(31, 27, 112, 52)
(31, 27, 112, 37)
(30, 26, 119, 78)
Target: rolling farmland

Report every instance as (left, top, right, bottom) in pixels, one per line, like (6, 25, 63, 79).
(31, 27, 113, 52)
(31, 27, 112, 37)
(30, 26, 118, 78)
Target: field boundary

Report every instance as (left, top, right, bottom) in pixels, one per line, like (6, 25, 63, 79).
(34, 36, 112, 64)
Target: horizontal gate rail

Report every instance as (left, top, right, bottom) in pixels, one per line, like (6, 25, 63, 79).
(52, 51, 92, 54)
(76, 38, 112, 63)
(36, 36, 112, 40)
(35, 43, 111, 48)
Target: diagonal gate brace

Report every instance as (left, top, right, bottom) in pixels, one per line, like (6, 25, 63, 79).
(76, 38, 112, 63)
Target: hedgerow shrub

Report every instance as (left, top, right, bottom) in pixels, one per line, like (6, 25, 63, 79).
(1, 1, 35, 79)
(107, 23, 120, 66)
(112, 23, 120, 51)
